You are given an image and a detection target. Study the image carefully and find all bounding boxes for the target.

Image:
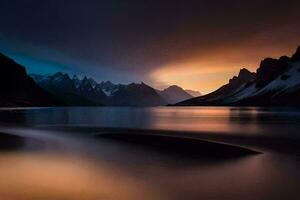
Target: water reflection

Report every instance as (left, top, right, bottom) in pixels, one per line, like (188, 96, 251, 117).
(0, 141, 299, 200)
(0, 152, 161, 200)
(0, 107, 300, 200)
(1, 107, 300, 137)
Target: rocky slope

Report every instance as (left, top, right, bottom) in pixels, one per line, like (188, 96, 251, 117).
(0, 53, 61, 107)
(176, 46, 300, 106)
(32, 74, 167, 106)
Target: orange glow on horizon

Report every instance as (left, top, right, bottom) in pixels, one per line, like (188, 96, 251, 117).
(150, 44, 299, 94)
(151, 62, 238, 94)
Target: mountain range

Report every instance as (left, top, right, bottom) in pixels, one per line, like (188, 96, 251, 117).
(176, 46, 300, 106)
(0, 51, 199, 107)
(3, 45, 300, 108)
(30, 73, 198, 106)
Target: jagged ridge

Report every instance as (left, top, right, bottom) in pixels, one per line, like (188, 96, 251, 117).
(176, 45, 300, 106)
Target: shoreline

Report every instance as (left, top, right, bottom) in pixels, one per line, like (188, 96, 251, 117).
(38, 126, 300, 156)
(0, 125, 259, 161)
(2, 125, 300, 158)
(98, 133, 259, 159)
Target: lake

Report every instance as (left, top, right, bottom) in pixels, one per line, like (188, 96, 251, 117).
(0, 107, 300, 200)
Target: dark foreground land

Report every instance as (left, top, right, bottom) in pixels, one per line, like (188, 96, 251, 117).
(46, 126, 300, 156)
(98, 132, 259, 159)
(0, 126, 259, 158)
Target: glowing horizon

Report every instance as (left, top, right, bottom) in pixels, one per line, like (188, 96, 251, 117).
(1, 1, 300, 94)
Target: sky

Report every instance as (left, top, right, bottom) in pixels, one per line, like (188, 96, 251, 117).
(0, 0, 300, 94)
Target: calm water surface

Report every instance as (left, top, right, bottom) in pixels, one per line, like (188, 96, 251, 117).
(1, 106, 300, 136)
(0, 107, 299, 200)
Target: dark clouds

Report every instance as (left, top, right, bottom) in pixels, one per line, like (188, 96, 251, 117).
(0, 0, 300, 85)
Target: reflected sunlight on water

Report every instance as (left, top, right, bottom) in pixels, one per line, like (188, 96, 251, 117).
(0, 152, 161, 200)
(1, 150, 299, 200)
(0, 107, 300, 200)
(1, 107, 300, 136)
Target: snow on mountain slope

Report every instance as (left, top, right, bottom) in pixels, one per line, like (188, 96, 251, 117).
(226, 62, 300, 104)
(72, 75, 82, 88)
(185, 90, 202, 97)
(102, 88, 120, 96)
(230, 84, 257, 101)
(175, 46, 300, 106)
(97, 81, 122, 97)
(256, 62, 300, 95)
(88, 78, 98, 89)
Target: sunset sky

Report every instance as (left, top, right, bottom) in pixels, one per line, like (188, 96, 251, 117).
(1, 0, 300, 94)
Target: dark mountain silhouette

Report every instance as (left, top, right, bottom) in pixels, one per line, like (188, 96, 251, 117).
(31, 73, 102, 106)
(291, 46, 300, 62)
(0, 52, 61, 107)
(176, 68, 256, 106)
(157, 85, 193, 104)
(255, 57, 289, 88)
(32, 74, 167, 106)
(77, 76, 106, 104)
(176, 45, 300, 106)
(107, 82, 167, 106)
